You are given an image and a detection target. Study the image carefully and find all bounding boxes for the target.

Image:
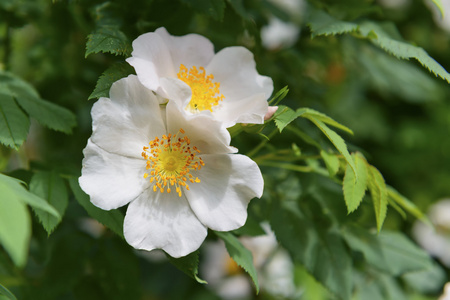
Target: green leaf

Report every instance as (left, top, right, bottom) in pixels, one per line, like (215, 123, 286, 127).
(343, 153, 368, 213)
(320, 150, 340, 176)
(0, 176, 31, 267)
(0, 92, 30, 148)
(271, 201, 352, 300)
(30, 171, 69, 235)
(402, 261, 446, 294)
(307, 117, 357, 179)
(387, 186, 430, 225)
(268, 85, 289, 106)
(215, 231, 259, 293)
(89, 62, 134, 100)
(342, 225, 433, 276)
(307, 8, 359, 37)
(273, 105, 307, 132)
(0, 71, 76, 135)
(0, 174, 60, 218)
(85, 26, 131, 58)
(0, 283, 17, 300)
(359, 22, 450, 83)
(167, 250, 206, 284)
(180, 0, 226, 21)
(367, 165, 388, 232)
(69, 178, 124, 238)
(299, 108, 353, 135)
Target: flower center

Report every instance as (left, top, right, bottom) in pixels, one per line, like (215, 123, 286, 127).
(177, 64, 224, 112)
(142, 128, 204, 197)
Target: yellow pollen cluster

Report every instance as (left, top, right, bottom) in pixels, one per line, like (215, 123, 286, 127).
(177, 64, 225, 112)
(142, 129, 204, 197)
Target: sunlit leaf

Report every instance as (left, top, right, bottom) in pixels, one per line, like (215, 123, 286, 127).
(30, 171, 69, 235)
(273, 105, 305, 132)
(343, 153, 368, 213)
(367, 166, 388, 232)
(320, 150, 340, 176)
(215, 231, 259, 293)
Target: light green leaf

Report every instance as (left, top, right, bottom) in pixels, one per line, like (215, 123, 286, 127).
(387, 186, 430, 225)
(307, 117, 357, 179)
(299, 108, 353, 135)
(69, 178, 124, 238)
(320, 150, 340, 176)
(359, 22, 450, 83)
(367, 165, 388, 232)
(215, 231, 259, 293)
(273, 105, 306, 132)
(85, 26, 131, 58)
(0, 174, 60, 218)
(0, 178, 31, 268)
(89, 62, 134, 100)
(268, 85, 289, 106)
(180, 0, 226, 21)
(0, 92, 30, 149)
(402, 261, 446, 294)
(343, 153, 368, 213)
(167, 251, 206, 284)
(0, 283, 18, 300)
(307, 8, 359, 37)
(271, 201, 352, 300)
(30, 171, 69, 235)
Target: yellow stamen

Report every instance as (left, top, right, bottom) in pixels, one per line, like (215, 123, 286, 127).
(177, 64, 224, 112)
(142, 129, 203, 197)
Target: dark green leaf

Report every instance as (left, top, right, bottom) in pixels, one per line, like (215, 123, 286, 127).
(343, 153, 368, 213)
(271, 201, 352, 299)
(167, 250, 206, 284)
(89, 63, 134, 100)
(0, 283, 17, 300)
(402, 261, 446, 294)
(69, 177, 124, 238)
(85, 26, 131, 58)
(307, 9, 359, 37)
(30, 171, 69, 235)
(0, 92, 29, 148)
(215, 231, 259, 293)
(180, 0, 226, 21)
(367, 165, 388, 232)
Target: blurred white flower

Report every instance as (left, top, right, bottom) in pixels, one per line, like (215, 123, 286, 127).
(412, 199, 450, 266)
(201, 223, 298, 299)
(127, 27, 273, 127)
(425, 0, 450, 32)
(261, 18, 300, 50)
(79, 75, 263, 257)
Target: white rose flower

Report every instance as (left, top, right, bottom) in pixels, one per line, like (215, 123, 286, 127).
(126, 27, 274, 127)
(79, 75, 264, 257)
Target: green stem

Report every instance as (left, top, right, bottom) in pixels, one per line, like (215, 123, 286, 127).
(246, 128, 279, 158)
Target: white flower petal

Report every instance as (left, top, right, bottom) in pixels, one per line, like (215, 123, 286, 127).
(206, 46, 273, 103)
(90, 75, 166, 158)
(154, 27, 215, 70)
(124, 190, 208, 258)
(186, 154, 263, 231)
(165, 101, 236, 154)
(159, 77, 192, 109)
(126, 32, 175, 94)
(79, 139, 149, 210)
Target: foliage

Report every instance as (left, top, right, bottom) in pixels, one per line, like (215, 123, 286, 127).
(1, 0, 450, 299)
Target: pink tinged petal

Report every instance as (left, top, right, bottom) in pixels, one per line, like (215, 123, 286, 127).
(123, 190, 208, 258)
(186, 154, 264, 231)
(90, 75, 166, 158)
(126, 32, 175, 94)
(264, 106, 279, 121)
(206, 46, 274, 102)
(165, 101, 236, 154)
(79, 139, 149, 210)
(154, 27, 215, 70)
